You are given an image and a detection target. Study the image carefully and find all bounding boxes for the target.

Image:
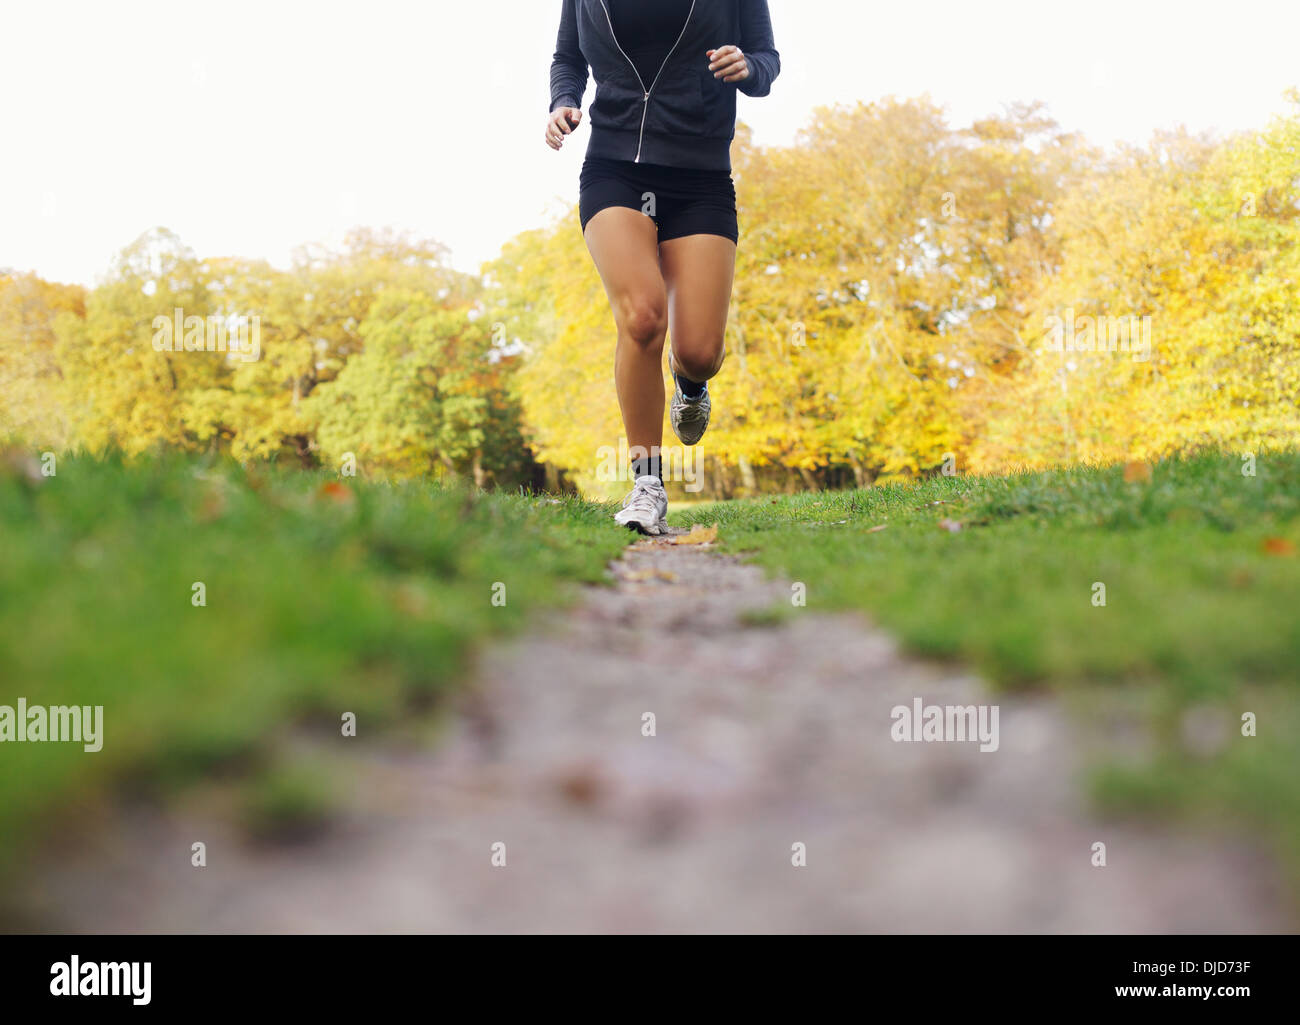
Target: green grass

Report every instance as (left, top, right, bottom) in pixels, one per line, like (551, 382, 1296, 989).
(240, 755, 346, 844)
(676, 450, 1300, 884)
(0, 451, 626, 877)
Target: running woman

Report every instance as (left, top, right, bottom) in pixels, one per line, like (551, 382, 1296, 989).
(545, 0, 780, 533)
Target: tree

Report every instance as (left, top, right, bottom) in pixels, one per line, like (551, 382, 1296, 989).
(54, 228, 230, 455)
(0, 272, 86, 447)
(308, 289, 525, 483)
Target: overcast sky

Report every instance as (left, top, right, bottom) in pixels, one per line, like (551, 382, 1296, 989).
(2, 0, 1297, 286)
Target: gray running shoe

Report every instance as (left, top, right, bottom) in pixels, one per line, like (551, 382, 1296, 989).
(669, 355, 711, 446)
(614, 474, 669, 535)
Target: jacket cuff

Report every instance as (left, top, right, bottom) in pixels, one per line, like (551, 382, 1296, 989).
(550, 96, 581, 113)
(737, 63, 771, 97)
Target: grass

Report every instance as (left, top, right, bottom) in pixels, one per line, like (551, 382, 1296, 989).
(0, 451, 627, 877)
(675, 450, 1300, 884)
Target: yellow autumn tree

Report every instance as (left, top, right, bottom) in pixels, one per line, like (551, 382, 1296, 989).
(53, 228, 232, 455)
(0, 272, 86, 448)
(972, 98, 1300, 470)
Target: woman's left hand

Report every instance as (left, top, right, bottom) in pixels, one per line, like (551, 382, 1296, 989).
(707, 45, 750, 83)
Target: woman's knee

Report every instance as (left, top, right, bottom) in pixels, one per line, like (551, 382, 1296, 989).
(672, 340, 725, 382)
(617, 295, 668, 349)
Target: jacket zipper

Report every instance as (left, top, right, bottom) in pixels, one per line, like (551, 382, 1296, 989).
(597, 0, 697, 163)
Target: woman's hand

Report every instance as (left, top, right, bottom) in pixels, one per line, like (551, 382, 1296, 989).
(707, 45, 750, 83)
(545, 106, 582, 150)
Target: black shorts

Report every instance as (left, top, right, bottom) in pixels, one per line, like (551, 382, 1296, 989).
(579, 156, 739, 244)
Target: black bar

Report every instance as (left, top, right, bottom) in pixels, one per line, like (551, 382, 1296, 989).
(0, 934, 1292, 1013)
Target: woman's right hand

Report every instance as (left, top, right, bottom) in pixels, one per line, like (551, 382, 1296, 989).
(545, 106, 582, 150)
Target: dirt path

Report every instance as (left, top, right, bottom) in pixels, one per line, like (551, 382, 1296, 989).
(15, 538, 1292, 932)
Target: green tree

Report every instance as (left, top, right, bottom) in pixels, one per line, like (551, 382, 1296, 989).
(309, 289, 525, 484)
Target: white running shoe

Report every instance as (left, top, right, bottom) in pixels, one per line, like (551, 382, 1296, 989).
(668, 353, 711, 446)
(614, 475, 669, 535)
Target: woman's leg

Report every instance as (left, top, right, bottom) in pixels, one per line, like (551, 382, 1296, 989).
(583, 207, 668, 463)
(659, 233, 737, 385)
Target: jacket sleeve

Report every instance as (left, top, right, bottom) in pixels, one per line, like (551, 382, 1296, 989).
(549, 0, 588, 112)
(737, 0, 780, 98)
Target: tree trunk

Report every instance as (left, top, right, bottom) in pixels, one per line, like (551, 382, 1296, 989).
(712, 459, 732, 500)
(738, 456, 757, 493)
(849, 456, 871, 489)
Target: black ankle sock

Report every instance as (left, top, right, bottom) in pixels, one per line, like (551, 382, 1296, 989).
(674, 369, 707, 399)
(631, 455, 662, 483)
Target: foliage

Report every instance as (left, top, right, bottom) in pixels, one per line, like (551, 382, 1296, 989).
(3, 98, 1297, 493)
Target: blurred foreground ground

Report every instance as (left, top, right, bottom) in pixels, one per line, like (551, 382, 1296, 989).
(15, 539, 1290, 933)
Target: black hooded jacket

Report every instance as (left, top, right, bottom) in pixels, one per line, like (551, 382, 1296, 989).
(549, 0, 780, 170)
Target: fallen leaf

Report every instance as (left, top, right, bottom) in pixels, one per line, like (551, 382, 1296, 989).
(1123, 461, 1152, 484)
(1262, 537, 1296, 556)
(198, 486, 227, 522)
(621, 568, 679, 582)
(391, 582, 429, 616)
(673, 523, 718, 545)
(866, 524, 888, 533)
(317, 481, 355, 505)
(0, 446, 44, 485)
(555, 764, 605, 807)
(938, 519, 963, 533)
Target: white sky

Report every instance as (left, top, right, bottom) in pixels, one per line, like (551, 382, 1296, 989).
(2, 0, 1297, 286)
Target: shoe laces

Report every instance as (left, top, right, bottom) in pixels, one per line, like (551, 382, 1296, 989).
(621, 478, 663, 510)
(676, 398, 708, 429)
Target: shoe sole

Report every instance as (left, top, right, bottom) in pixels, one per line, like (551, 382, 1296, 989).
(670, 415, 708, 446)
(615, 515, 667, 536)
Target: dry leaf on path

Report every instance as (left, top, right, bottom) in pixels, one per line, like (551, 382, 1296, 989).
(621, 568, 679, 582)
(673, 523, 719, 545)
(554, 764, 606, 807)
(1262, 537, 1296, 556)
(938, 519, 964, 533)
(866, 524, 888, 533)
